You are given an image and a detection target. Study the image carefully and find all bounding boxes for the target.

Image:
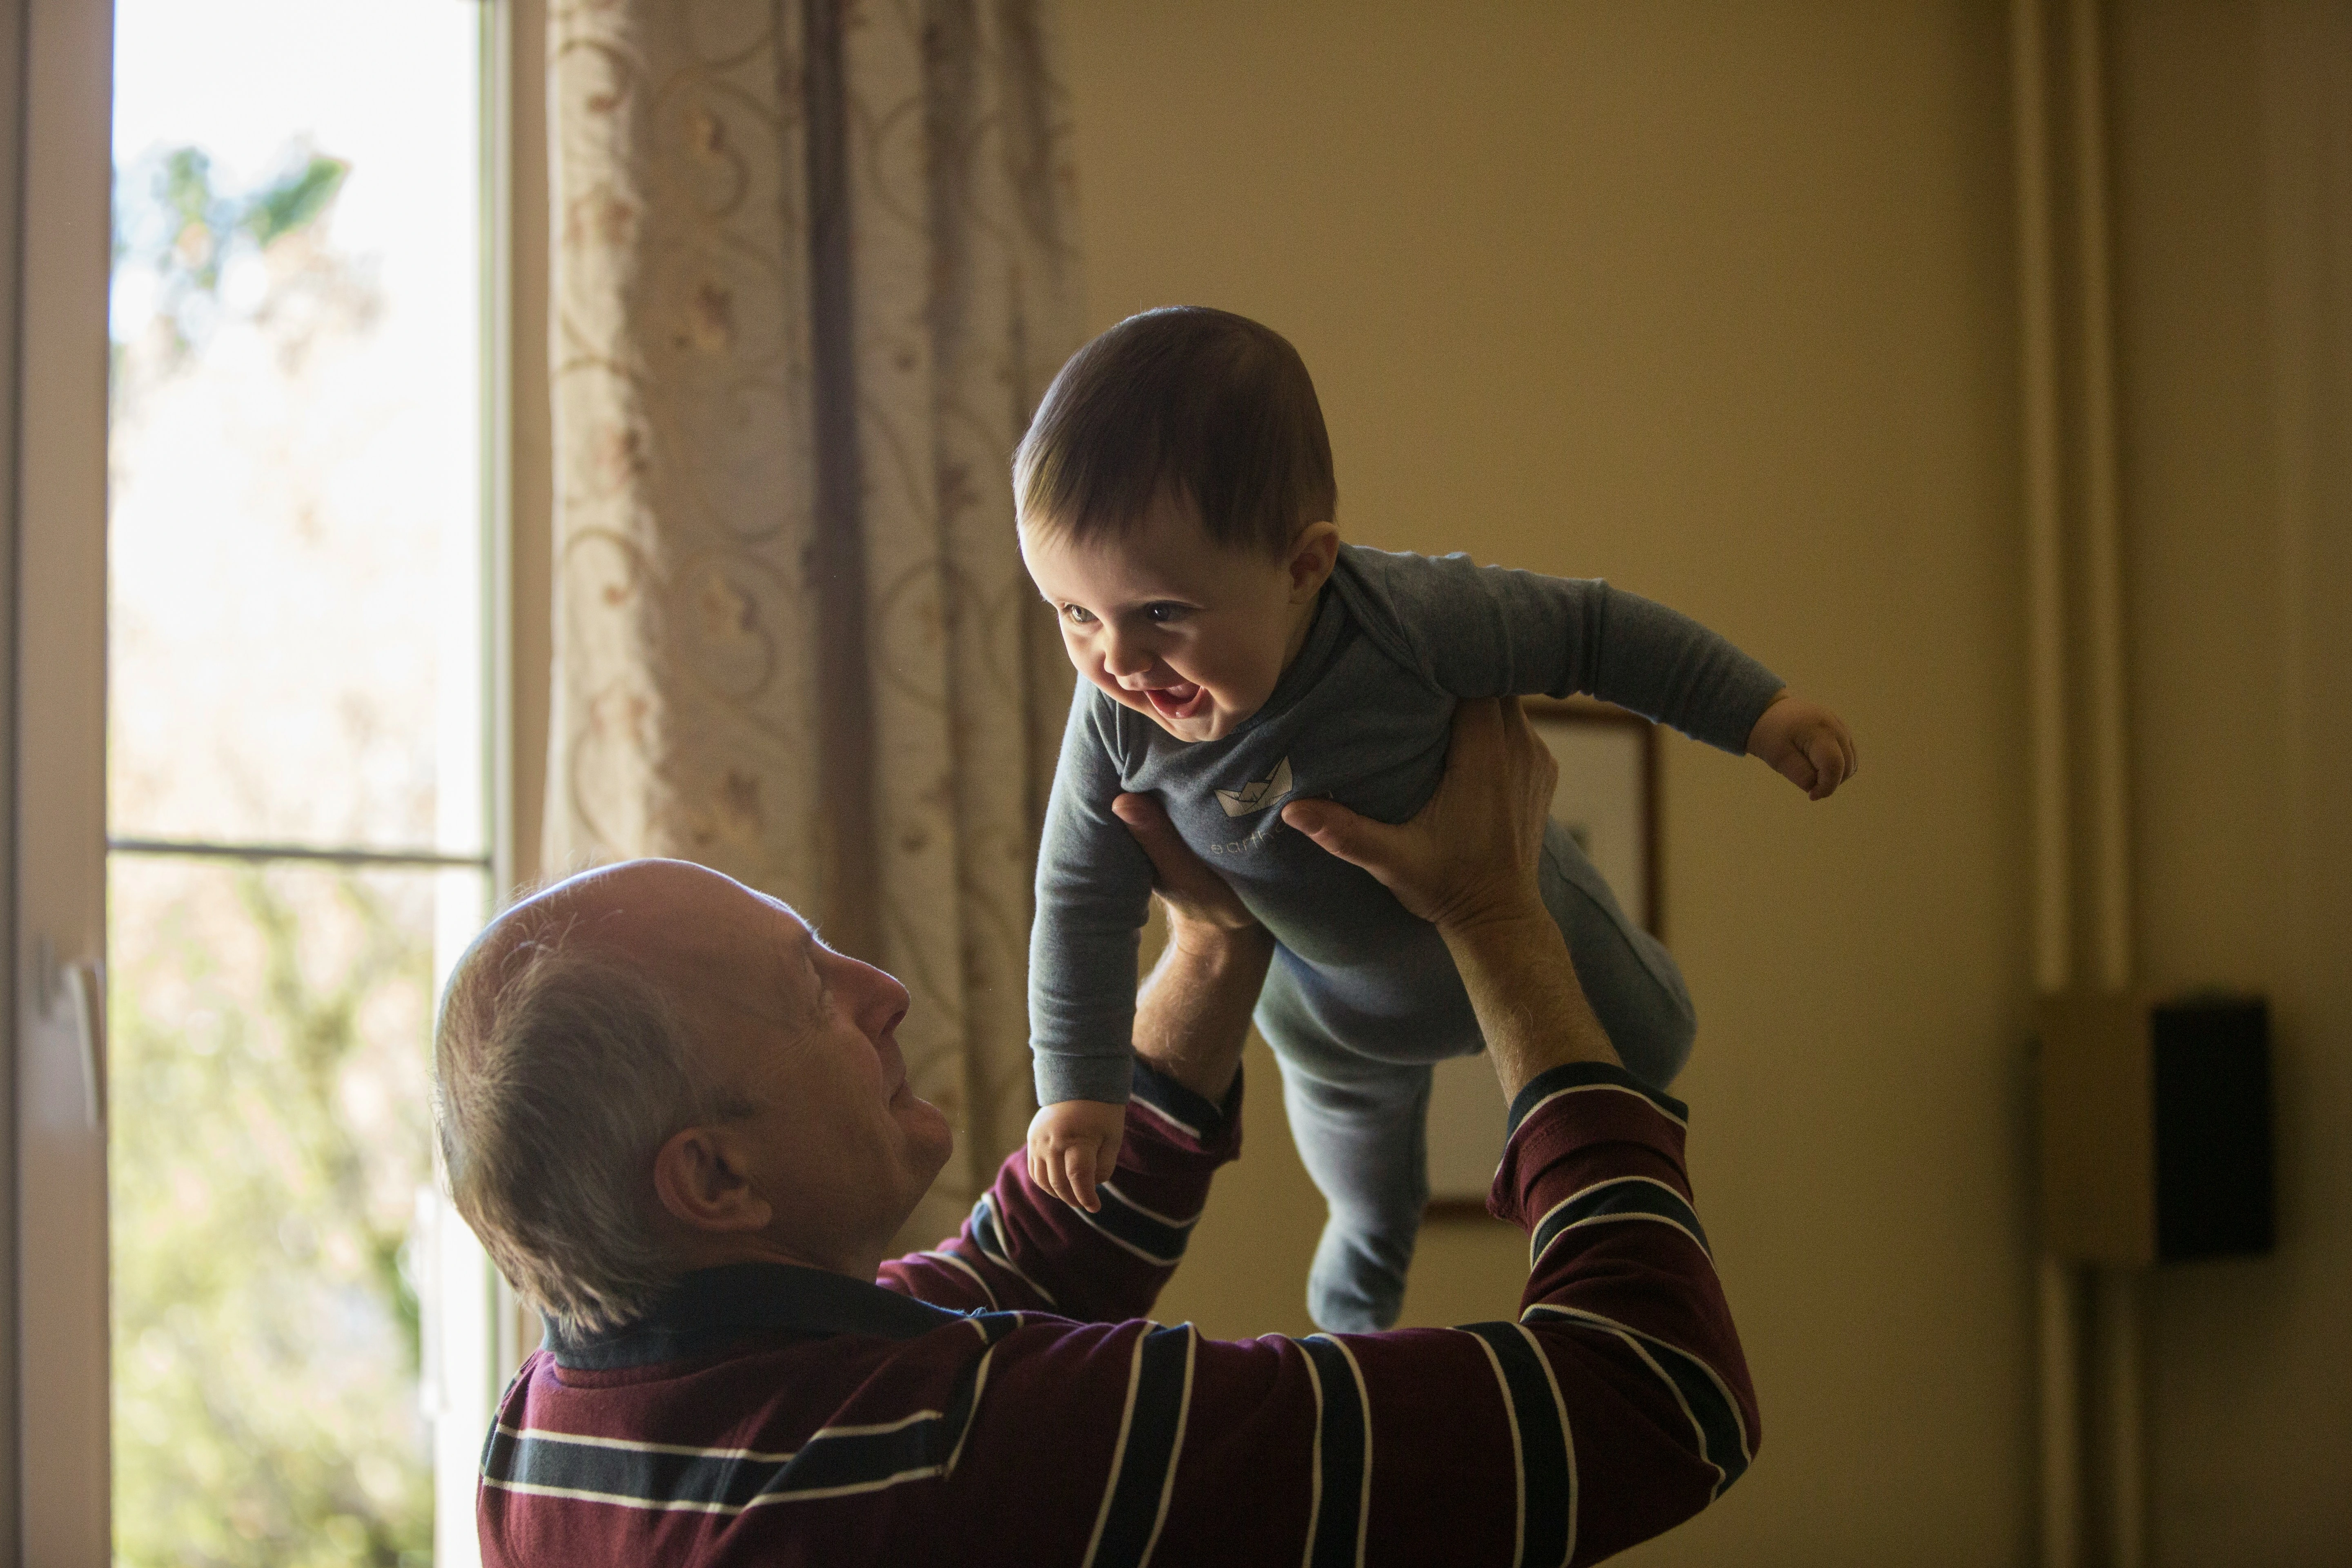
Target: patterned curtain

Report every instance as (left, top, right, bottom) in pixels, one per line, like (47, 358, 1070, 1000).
(545, 0, 1082, 1245)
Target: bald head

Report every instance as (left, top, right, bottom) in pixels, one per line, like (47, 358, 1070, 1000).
(434, 860, 951, 1338)
(455, 860, 779, 1023)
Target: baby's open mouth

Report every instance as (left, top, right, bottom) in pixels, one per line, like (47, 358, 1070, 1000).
(1142, 681, 1210, 722)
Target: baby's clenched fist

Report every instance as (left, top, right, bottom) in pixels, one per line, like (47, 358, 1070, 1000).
(1746, 693, 1860, 801)
(1027, 1098, 1128, 1213)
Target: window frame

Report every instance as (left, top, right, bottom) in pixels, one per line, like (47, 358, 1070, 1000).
(13, 0, 117, 1556)
(9, 1, 533, 1556)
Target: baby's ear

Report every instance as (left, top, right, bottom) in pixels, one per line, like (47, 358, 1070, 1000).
(1285, 521, 1341, 599)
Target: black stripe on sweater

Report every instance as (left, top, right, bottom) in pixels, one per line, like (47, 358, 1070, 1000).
(483, 1424, 773, 1511)
(1506, 1062, 1687, 1138)
(1128, 1063, 1224, 1143)
(1524, 1304, 1751, 1497)
(1530, 1176, 1711, 1269)
(1080, 1181, 1200, 1266)
(1462, 1321, 1576, 1568)
(1299, 1334, 1369, 1568)
(1087, 1323, 1196, 1568)
(969, 1193, 1058, 1306)
(483, 1322, 1013, 1511)
(765, 1416, 951, 1499)
(483, 1412, 950, 1511)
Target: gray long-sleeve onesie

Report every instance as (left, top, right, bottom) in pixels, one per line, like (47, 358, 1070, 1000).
(1028, 544, 1785, 1108)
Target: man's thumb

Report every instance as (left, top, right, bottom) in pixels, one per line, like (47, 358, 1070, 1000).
(1282, 797, 1382, 867)
(1111, 793, 1181, 866)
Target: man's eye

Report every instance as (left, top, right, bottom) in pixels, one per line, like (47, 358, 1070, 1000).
(1062, 604, 1097, 625)
(1145, 603, 1190, 624)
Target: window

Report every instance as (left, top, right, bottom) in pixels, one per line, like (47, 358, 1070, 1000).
(10, 1, 515, 1559)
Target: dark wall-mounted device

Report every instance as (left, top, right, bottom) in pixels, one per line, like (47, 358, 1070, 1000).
(2037, 991, 2274, 1267)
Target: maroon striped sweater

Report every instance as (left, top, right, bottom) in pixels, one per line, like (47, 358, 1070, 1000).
(479, 1059, 1757, 1566)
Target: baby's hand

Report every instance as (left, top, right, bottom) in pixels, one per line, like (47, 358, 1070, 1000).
(1027, 1099, 1127, 1213)
(1746, 693, 1860, 800)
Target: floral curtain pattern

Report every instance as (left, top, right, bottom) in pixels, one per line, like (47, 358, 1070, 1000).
(546, 0, 1082, 1243)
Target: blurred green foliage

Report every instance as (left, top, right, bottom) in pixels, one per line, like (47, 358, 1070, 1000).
(110, 862, 436, 1568)
(112, 142, 350, 352)
(108, 132, 437, 1568)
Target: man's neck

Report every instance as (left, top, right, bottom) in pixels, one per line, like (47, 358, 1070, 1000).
(662, 1229, 883, 1285)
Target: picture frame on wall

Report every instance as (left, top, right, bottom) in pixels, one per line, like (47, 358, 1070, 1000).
(1423, 697, 1662, 1216)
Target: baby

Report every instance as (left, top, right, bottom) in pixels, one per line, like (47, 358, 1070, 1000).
(1018, 307, 1855, 1332)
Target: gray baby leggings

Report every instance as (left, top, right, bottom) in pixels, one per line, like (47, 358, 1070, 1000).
(1254, 821, 1695, 1332)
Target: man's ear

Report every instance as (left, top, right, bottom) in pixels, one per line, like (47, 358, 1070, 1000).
(652, 1124, 775, 1234)
(1286, 521, 1341, 602)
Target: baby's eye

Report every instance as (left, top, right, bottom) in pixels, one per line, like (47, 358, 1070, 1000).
(1062, 604, 1097, 625)
(1144, 602, 1191, 624)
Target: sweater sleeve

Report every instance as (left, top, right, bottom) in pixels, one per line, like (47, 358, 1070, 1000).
(1346, 547, 1786, 755)
(1027, 686, 1158, 1107)
(877, 1061, 1239, 1322)
(920, 1060, 1757, 1568)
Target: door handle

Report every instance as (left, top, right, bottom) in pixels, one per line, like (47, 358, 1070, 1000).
(36, 936, 105, 1129)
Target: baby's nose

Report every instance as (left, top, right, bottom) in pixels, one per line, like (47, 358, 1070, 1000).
(1102, 635, 1154, 679)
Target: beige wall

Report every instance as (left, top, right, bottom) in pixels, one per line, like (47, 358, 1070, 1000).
(2109, 4, 2352, 1563)
(1063, 1, 2349, 1562)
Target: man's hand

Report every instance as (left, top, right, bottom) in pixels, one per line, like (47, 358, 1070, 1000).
(1027, 1098, 1127, 1214)
(1111, 793, 1261, 940)
(1114, 792, 1272, 1105)
(1746, 692, 1859, 800)
(1279, 696, 1557, 934)
(1282, 697, 1618, 1095)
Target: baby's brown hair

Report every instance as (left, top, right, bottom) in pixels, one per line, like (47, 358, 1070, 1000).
(1014, 306, 1336, 555)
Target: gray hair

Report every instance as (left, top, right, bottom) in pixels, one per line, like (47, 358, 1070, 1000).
(432, 914, 743, 1339)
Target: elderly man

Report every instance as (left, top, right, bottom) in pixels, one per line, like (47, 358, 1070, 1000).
(435, 698, 1757, 1566)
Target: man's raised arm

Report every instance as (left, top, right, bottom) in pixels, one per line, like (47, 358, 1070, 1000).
(880, 793, 1274, 1321)
(889, 700, 1760, 1567)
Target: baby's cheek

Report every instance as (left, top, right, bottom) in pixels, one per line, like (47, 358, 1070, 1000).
(1215, 657, 1283, 717)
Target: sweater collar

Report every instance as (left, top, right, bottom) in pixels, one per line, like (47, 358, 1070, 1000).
(545, 1260, 964, 1370)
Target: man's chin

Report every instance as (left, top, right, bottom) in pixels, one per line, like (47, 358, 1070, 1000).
(899, 1092, 955, 1175)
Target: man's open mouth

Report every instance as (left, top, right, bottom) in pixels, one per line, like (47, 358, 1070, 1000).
(1141, 681, 1210, 722)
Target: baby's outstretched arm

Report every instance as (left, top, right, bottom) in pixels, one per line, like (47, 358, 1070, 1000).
(1746, 691, 1860, 800)
(1027, 1098, 1127, 1213)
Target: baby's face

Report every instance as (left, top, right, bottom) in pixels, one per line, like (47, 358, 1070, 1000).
(1020, 493, 1331, 744)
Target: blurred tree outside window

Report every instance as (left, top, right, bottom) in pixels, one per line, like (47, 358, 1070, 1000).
(106, 4, 490, 1564)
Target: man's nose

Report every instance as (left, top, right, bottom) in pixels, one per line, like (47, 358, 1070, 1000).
(845, 954, 911, 1036)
